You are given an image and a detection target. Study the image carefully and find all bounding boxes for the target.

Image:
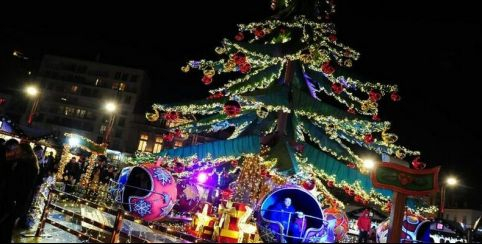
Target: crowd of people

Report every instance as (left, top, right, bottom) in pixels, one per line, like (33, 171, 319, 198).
(0, 138, 120, 242)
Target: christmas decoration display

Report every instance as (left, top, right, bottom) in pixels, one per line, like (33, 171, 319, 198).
(223, 100, 242, 117)
(257, 186, 325, 243)
(323, 207, 349, 242)
(188, 202, 217, 240)
(173, 180, 201, 213)
(116, 163, 177, 222)
(376, 212, 431, 243)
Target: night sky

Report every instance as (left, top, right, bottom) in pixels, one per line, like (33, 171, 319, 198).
(1, 1, 481, 208)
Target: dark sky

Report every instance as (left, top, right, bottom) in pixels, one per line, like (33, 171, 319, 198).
(1, 1, 481, 208)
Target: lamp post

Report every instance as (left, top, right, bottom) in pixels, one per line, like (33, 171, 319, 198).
(25, 85, 40, 126)
(440, 177, 458, 218)
(103, 102, 117, 145)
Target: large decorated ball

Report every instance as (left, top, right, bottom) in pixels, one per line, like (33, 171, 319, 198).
(173, 180, 200, 213)
(323, 207, 349, 242)
(257, 185, 327, 243)
(376, 213, 431, 243)
(116, 163, 177, 222)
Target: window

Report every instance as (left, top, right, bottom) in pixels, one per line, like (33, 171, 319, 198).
(119, 82, 126, 91)
(112, 82, 119, 90)
(153, 136, 163, 153)
(75, 108, 87, 119)
(122, 73, 129, 81)
(130, 75, 138, 83)
(71, 85, 78, 93)
(114, 72, 121, 80)
(64, 107, 75, 116)
(137, 134, 148, 152)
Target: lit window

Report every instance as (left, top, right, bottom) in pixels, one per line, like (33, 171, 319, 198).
(137, 133, 148, 152)
(153, 136, 163, 153)
(71, 85, 78, 93)
(119, 82, 126, 91)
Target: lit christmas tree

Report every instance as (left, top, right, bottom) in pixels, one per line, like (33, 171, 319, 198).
(146, 0, 437, 215)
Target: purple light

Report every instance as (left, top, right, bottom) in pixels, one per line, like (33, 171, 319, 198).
(197, 173, 208, 184)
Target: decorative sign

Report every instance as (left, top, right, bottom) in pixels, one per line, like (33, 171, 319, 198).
(371, 163, 440, 196)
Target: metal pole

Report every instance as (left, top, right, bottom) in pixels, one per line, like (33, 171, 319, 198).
(35, 190, 54, 237)
(110, 208, 124, 243)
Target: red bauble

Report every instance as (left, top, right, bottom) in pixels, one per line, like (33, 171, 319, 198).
(208, 92, 224, 99)
(329, 34, 337, 42)
(254, 27, 265, 38)
(302, 179, 316, 191)
(202, 75, 213, 85)
(369, 90, 382, 102)
(331, 83, 344, 94)
(233, 52, 247, 65)
(364, 134, 374, 144)
(163, 133, 175, 142)
(391, 91, 401, 102)
(327, 180, 335, 188)
(239, 62, 252, 74)
(224, 100, 241, 117)
(321, 62, 335, 75)
(411, 157, 426, 170)
(372, 114, 381, 121)
(347, 163, 356, 169)
(348, 189, 355, 196)
(354, 195, 362, 202)
(230, 160, 238, 168)
(344, 187, 350, 194)
(347, 108, 356, 114)
(174, 129, 183, 138)
(164, 111, 178, 121)
(235, 32, 245, 41)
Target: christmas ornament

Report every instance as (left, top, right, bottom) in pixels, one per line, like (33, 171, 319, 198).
(331, 83, 344, 94)
(321, 62, 335, 75)
(174, 180, 200, 213)
(239, 62, 252, 74)
(202, 75, 213, 85)
(235, 32, 245, 41)
(224, 100, 241, 117)
(328, 34, 337, 42)
(361, 100, 378, 113)
(343, 59, 353, 67)
(256, 106, 269, 118)
(215, 47, 226, 54)
(181, 65, 190, 73)
(391, 91, 401, 102)
(348, 189, 355, 196)
(145, 108, 160, 122)
(372, 114, 381, 121)
(396, 149, 407, 159)
(347, 163, 356, 169)
(382, 130, 398, 144)
(411, 157, 426, 170)
(327, 180, 334, 188)
(117, 164, 177, 222)
(231, 160, 238, 168)
(174, 129, 183, 138)
(203, 68, 216, 78)
(347, 107, 356, 114)
(163, 133, 175, 142)
(323, 207, 349, 242)
(224, 60, 236, 72)
(233, 52, 247, 65)
(364, 134, 374, 144)
(299, 50, 312, 63)
(253, 27, 265, 38)
(302, 179, 316, 191)
(369, 90, 382, 102)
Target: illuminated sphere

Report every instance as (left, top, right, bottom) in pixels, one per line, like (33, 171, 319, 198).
(116, 163, 177, 222)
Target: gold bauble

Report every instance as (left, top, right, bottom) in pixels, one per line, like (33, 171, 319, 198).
(256, 106, 269, 119)
(203, 68, 216, 78)
(395, 149, 406, 159)
(215, 47, 226, 54)
(344, 59, 353, 67)
(145, 108, 160, 122)
(382, 130, 398, 144)
(181, 65, 190, 73)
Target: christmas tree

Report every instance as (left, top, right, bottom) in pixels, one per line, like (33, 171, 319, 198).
(146, 0, 436, 214)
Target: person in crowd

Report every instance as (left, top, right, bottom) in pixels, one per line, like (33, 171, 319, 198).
(63, 157, 81, 193)
(0, 142, 39, 242)
(269, 197, 296, 239)
(357, 209, 372, 243)
(291, 211, 307, 242)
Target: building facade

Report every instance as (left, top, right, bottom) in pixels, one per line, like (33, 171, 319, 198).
(444, 209, 482, 228)
(23, 55, 150, 152)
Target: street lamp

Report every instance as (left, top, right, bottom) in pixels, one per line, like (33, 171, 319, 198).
(24, 85, 40, 126)
(363, 159, 376, 170)
(102, 101, 117, 145)
(440, 176, 458, 218)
